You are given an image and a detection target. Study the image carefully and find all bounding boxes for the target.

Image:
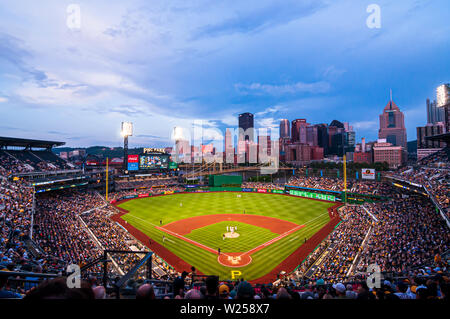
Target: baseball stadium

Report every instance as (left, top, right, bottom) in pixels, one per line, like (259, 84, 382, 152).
(1, 1, 449, 308)
(1, 136, 449, 302)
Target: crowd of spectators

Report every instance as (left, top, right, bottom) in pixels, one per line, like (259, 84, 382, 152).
(391, 149, 449, 219)
(115, 176, 178, 191)
(418, 148, 450, 169)
(286, 176, 392, 197)
(33, 191, 105, 272)
(7, 271, 449, 300)
(0, 150, 72, 175)
(241, 182, 284, 190)
(0, 153, 33, 176)
(355, 197, 448, 275)
(1, 149, 449, 299)
(291, 195, 448, 289)
(80, 208, 149, 273)
(295, 205, 372, 282)
(108, 186, 185, 201)
(0, 177, 34, 273)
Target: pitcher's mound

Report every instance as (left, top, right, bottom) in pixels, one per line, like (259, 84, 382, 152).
(224, 232, 240, 238)
(218, 253, 252, 267)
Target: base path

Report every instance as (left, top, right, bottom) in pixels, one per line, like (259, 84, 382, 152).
(161, 213, 299, 235)
(112, 195, 342, 283)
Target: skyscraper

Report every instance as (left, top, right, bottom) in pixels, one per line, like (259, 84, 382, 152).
(378, 97, 407, 148)
(328, 120, 345, 156)
(279, 119, 290, 139)
(224, 128, 234, 163)
(315, 124, 329, 155)
(427, 99, 445, 124)
(436, 83, 450, 132)
(306, 125, 318, 146)
(238, 112, 254, 142)
(291, 119, 309, 143)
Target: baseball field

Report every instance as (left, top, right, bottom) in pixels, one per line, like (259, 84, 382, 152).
(112, 191, 340, 282)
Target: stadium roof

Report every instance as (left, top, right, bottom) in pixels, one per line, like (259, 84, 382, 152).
(425, 132, 450, 143)
(0, 136, 65, 149)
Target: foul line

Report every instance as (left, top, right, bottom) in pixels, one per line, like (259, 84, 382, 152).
(125, 214, 233, 257)
(125, 211, 330, 258)
(240, 224, 305, 257)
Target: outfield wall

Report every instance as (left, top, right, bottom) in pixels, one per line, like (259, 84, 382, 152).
(208, 175, 242, 187)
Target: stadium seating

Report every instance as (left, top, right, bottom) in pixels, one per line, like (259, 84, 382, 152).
(0, 147, 448, 299)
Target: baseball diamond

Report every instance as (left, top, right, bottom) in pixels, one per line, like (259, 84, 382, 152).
(112, 191, 340, 282)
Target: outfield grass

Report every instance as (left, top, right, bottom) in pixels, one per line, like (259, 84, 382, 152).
(118, 192, 334, 281)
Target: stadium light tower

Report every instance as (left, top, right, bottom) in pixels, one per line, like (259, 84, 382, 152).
(121, 122, 133, 172)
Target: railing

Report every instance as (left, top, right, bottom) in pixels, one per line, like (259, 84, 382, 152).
(104, 250, 173, 299)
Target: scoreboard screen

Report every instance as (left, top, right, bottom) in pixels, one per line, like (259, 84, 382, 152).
(139, 155, 169, 169)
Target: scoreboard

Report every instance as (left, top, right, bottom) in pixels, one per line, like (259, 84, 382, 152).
(139, 154, 169, 169)
(127, 151, 170, 171)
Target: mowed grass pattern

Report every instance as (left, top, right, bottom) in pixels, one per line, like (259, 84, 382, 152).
(185, 221, 279, 253)
(118, 192, 334, 281)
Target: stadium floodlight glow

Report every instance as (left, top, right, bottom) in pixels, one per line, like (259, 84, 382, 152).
(436, 84, 449, 107)
(121, 122, 133, 137)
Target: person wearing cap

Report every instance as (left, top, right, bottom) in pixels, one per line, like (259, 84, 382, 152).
(345, 284, 357, 299)
(219, 284, 231, 299)
(334, 282, 347, 299)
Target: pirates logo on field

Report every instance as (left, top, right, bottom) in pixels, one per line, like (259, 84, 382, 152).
(228, 256, 242, 265)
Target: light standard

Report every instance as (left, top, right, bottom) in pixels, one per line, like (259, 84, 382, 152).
(121, 122, 133, 172)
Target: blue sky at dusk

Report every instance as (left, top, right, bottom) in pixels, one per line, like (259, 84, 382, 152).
(0, 0, 449, 149)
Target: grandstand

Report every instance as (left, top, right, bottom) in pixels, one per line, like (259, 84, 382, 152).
(0, 136, 74, 175)
(0, 138, 448, 301)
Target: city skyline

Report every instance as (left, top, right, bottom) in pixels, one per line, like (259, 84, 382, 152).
(0, 1, 449, 148)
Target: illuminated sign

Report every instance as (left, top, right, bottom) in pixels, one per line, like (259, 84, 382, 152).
(143, 148, 166, 154)
(289, 190, 335, 202)
(139, 155, 169, 169)
(362, 168, 375, 180)
(127, 154, 139, 171)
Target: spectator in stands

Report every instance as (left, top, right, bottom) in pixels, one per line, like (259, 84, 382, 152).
(184, 289, 203, 299)
(236, 281, 254, 299)
(136, 283, 156, 299)
(204, 276, 219, 299)
(219, 284, 231, 299)
(173, 271, 188, 298)
(24, 278, 95, 299)
(0, 275, 22, 299)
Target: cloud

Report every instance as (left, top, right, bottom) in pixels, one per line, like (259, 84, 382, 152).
(353, 120, 378, 130)
(235, 81, 331, 95)
(192, 0, 327, 39)
(0, 97, 8, 103)
(255, 105, 282, 117)
(322, 66, 347, 80)
(256, 117, 280, 132)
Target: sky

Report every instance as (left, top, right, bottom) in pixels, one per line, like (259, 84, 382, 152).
(0, 0, 449, 149)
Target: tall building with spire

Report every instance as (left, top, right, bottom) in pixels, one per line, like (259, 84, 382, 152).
(378, 93, 407, 148)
